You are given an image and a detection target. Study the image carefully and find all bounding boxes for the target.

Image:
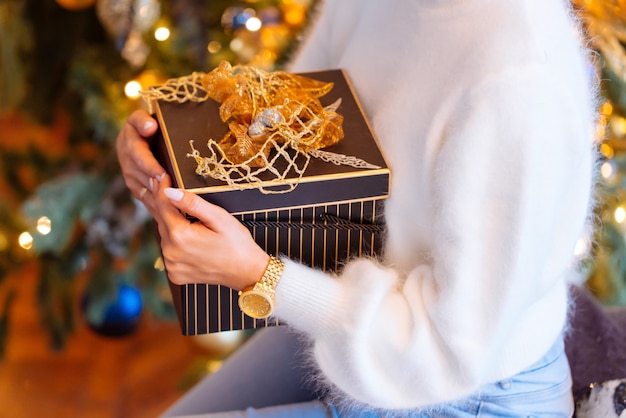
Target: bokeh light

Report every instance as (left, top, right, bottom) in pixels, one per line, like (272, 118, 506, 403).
(154, 26, 170, 41)
(124, 80, 143, 99)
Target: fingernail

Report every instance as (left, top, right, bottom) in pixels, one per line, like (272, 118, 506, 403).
(143, 121, 156, 132)
(148, 177, 154, 191)
(156, 172, 166, 182)
(164, 187, 184, 202)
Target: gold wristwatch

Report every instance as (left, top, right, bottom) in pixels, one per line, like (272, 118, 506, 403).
(238, 255, 285, 319)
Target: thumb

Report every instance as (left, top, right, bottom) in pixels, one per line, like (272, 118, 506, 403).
(163, 187, 231, 231)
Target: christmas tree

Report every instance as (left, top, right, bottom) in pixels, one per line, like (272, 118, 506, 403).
(0, 0, 313, 351)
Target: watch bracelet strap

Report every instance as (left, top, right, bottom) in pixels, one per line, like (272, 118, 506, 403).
(253, 255, 285, 297)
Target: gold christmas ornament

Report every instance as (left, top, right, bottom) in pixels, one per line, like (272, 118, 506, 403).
(96, 0, 160, 67)
(55, 0, 96, 11)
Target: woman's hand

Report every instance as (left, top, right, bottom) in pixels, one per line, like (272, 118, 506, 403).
(151, 175, 270, 290)
(115, 109, 166, 215)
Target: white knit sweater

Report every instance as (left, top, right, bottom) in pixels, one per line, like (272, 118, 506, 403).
(274, 0, 597, 410)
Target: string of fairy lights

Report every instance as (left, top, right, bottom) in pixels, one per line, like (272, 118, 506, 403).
(121, 2, 311, 98)
(596, 103, 626, 230)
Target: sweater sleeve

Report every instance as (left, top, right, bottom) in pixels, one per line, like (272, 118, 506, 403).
(273, 66, 595, 409)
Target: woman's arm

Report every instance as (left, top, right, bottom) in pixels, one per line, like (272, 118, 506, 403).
(270, 69, 595, 409)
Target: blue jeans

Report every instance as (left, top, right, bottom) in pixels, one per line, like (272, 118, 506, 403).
(162, 327, 573, 417)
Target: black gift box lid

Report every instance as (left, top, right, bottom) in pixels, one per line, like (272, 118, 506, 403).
(150, 69, 390, 214)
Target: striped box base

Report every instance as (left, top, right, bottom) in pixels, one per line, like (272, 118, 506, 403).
(169, 199, 384, 335)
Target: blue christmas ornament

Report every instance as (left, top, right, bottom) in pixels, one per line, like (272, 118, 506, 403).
(85, 283, 143, 337)
(222, 7, 255, 30)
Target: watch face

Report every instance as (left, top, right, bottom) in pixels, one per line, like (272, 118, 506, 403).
(239, 291, 273, 319)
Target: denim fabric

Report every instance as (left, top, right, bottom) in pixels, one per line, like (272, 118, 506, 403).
(163, 327, 573, 418)
(331, 337, 574, 417)
(168, 401, 336, 418)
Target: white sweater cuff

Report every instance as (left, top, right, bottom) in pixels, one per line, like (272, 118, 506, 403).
(273, 258, 347, 336)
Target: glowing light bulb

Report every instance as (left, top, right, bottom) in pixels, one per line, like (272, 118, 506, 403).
(284, 4, 306, 26)
(19, 232, 34, 250)
(36, 216, 52, 235)
(573, 237, 588, 257)
(600, 143, 614, 159)
(154, 26, 170, 41)
(615, 206, 626, 224)
(611, 115, 626, 138)
(207, 40, 222, 53)
(245, 16, 262, 31)
(230, 38, 244, 52)
(600, 101, 613, 116)
(601, 161, 614, 179)
(125, 80, 143, 99)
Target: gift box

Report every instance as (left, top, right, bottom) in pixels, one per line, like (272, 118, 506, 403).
(146, 65, 390, 335)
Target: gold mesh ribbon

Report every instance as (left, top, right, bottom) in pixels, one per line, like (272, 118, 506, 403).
(141, 61, 379, 194)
